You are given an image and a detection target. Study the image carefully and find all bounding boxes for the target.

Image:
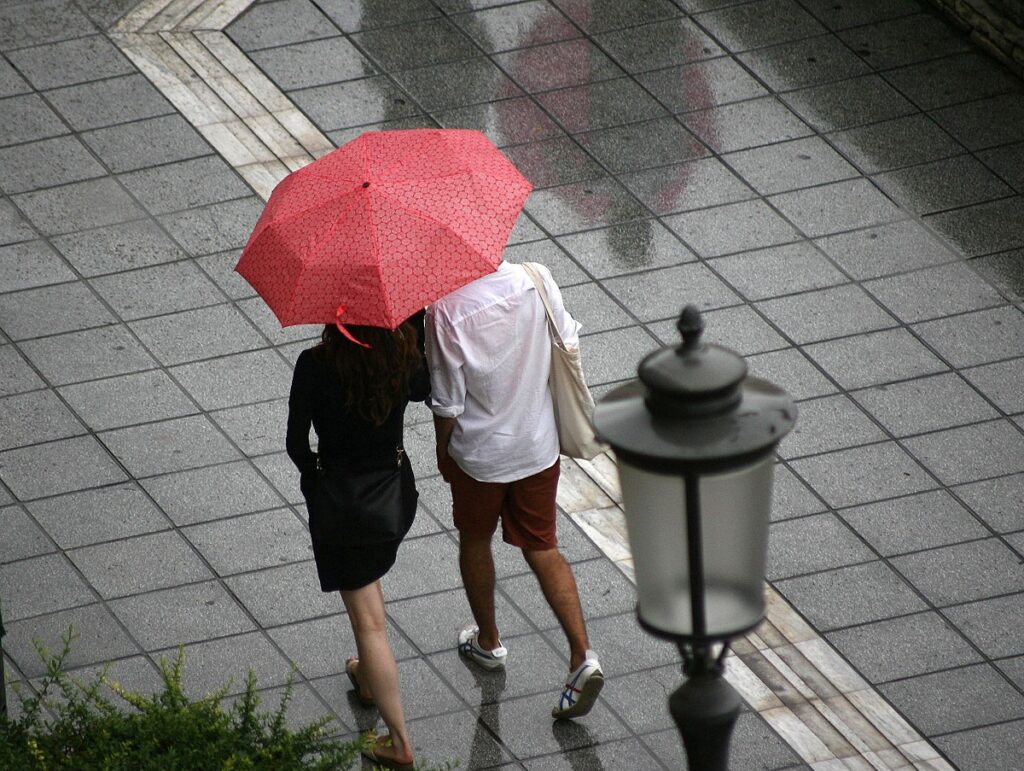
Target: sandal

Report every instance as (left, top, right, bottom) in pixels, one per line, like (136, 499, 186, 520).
(345, 657, 374, 706)
(361, 733, 414, 771)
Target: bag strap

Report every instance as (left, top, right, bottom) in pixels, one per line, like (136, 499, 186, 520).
(521, 262, 565, 347)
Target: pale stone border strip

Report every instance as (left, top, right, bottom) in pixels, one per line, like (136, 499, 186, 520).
(561, 455, 953, 770)
(106, 1, 953, 768)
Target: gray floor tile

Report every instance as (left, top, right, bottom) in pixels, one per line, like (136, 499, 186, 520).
(6, 34, 132, 91)
(839, 489, 988, 557)
(978, 141, 1024, 193)
(826, 611, 982, 683)
(250, 36, 374, 91)
(225, 560, 339, 627)
(524, 176, 647, 235)
(0, 346, 42, 397)
(234, 298, 319, 348)
(0, 504, 52, 562)
(26, 483, 169, 549)
(892, 538, 1024, 606)
(491, 39, 618, 94)
(874, 154, 1015, 216)
(2, 602, 139, 678)
(933, 720, 1024, 771)
(695, 0, 826, 52)
(129, 304, 266, 366)
(551, 0, 681, 34)
(963, 357, 1024, 416)
(504, 239, 591, 287)
(815, 219, 958, 280)
(0, 55, 31, 98)
(81, 114, 212, 174)
(681, 96, 813, 154)
(802, 327, 948, 390)
(0, 239, 76, 293)
(745, 347, 838, 401)
(576, 117, 707, 174)
(596, 17, 721, 73)
(738, 34, 870, 92)
(646, 710, 802, 770)
(954, 472, 1024, 534)
(182, 508, 312, 576)
(0, 0, 96, 49)
(109, 580, 255, 650)
(566, 612, 679, 675)
(782, 73, 917, 133)
(892, 47, 1021, 106)
(931, 93, 1024, 152)
(581, 325, 662, 385)
(383, 532, 463, 601)
(770, 463, 827, 521)
(774, 560, 927, 631)
(603, 262, 740, 321)
(537, 78, 668, 134)
(665, 198, 802, 258)
(0, 552, 94, 621)
(768, 178, 904, 238)
(0, 135, 106, 195)
(925, 195, 1024, 257)
(141, 460, 285, 527)
(851, 372, 999, 437)
(389, 589, 531, 657)
(0, 281, 114, 340)
(0, 434, 127, 500)
(709, 241, 847, 301)
(723, 135, 858, 196)
(503, 137, 605, 190)
(651, 303, 787, 355)
(556, 220, 694, 278)
(169, 348, 291, 411)
(0, 388, 85, 450)
(767, 512, 875, 579)
(13, 176, 146, 236)
(828, 114, 963, 175)
(405, 708, 512, 770)
(864, 261, 1005, 324)
(68, 530, 213, 599)
(394, 58, 523, 112)
(638, 55, 769, 113)
(756, 283, 896, 344)
(944, 593, 1024, 659)
(0, 198, 37, 246)
(559, 281, 632, 332)
(622, 156, 753, 215)
(999, 656, 1024, 689)
(157, 630, 294, 699)
(879, 664, 1024, 736)
(158, 196, 264, 257)
(836, 12, 972, 70)
(965, 249, 1024, 305)
(58, 369, 197, 431)
(210, 400, 288, 456)
(99, 414, 241, 478)
(789, 441, 935, 509)
(452, 1, 577, 55)
(0, 93, 69, 148)
(779, 393, 885, 459)
(524, 737, 666, 770)
(352, 17, 478, 71)
(118, 155, 252, 216)
(89, 260, 224, 321)
(51, 218, 189, 276)
(904, 420, 1024, 486)
(600, 663, 678, 734)
(798, 0, 922, 31)
(252, 451, 304, 505)
(44, 74, 172, 132)
(227, 0, 338, 50)
(195, 249, 260, 301)
(436, 96, 562, 148)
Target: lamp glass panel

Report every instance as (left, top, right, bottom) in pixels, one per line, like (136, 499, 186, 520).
(618, 456, 774, 639)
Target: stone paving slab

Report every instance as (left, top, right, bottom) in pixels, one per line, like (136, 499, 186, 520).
(3, 0, 1024, 769)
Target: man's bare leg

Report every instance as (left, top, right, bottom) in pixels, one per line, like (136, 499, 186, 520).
(459, 533, 501, 651)
(522, 547, 589, 670)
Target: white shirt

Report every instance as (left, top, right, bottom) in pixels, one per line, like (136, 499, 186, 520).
(426, 261, 581, 483)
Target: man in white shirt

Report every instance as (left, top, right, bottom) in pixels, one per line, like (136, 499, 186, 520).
(425, 260, 604, 720)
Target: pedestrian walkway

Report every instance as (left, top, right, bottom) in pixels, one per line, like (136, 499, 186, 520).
(2, 1, 1023, 769)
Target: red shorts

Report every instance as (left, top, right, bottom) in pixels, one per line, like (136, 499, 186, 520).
(441, 456, 560, 550)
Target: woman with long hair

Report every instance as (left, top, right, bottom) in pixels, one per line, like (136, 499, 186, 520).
(286, 313, 428, 771)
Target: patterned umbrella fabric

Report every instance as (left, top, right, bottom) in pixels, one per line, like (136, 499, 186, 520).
(235, 128, 533, 330)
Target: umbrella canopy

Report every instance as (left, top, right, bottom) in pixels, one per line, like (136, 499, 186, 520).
(235, 128, 533, 329)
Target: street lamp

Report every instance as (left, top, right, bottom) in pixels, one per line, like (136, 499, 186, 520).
(593, 305, 796, 770)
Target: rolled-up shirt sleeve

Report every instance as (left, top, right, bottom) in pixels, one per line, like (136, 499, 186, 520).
(425, 307, 466, 418)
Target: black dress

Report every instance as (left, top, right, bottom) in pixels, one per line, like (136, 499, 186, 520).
(286, 334, 430, 592)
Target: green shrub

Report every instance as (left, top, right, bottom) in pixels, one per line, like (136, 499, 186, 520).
(0, 628, 450, 770)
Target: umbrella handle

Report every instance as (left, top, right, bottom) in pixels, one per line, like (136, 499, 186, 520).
(335, 305, 372, 349)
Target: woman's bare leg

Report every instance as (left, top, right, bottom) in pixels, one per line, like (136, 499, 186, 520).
(340, 581, 413, 765)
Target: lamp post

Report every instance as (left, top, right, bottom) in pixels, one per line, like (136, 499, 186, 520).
(593, 305, 796, 770)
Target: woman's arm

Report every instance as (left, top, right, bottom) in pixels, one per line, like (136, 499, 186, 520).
(286, 349, 318, 476)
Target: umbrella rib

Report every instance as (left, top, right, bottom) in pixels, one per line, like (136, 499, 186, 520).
(265, 184, 363, 231)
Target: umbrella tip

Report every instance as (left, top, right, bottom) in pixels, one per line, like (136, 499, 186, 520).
(362, 181, 369, 188)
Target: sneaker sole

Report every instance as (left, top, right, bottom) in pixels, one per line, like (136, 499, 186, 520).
(458, 645, 506, 671)
(552, 671, 605, 720)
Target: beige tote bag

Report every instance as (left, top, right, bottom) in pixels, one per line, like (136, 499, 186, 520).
(522, 263, 606, 461)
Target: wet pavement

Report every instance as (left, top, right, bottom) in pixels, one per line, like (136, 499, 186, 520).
(2, 1, 1024, 769)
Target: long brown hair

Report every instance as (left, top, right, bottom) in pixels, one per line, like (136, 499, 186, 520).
(318, 321, 422, 426)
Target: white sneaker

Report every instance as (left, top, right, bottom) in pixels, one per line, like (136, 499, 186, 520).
(552, 655, 604, 719)
(457, 625, 507, 671)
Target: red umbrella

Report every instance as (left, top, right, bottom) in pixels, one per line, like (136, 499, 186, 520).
(235, 129, 532, 334)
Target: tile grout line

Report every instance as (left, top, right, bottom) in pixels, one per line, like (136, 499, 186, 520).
(106, 1, 954, 768)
